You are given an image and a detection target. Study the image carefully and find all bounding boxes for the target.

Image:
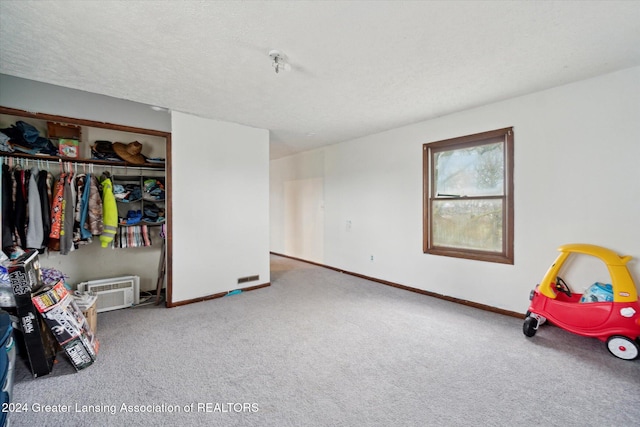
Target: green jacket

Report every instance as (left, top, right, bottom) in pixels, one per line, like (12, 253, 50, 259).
(100, 176, 118, 248)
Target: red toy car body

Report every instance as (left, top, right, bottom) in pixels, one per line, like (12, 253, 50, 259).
(524, 244, 640, 360)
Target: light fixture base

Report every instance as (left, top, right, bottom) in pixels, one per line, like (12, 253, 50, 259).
(269, 49, 291, 73)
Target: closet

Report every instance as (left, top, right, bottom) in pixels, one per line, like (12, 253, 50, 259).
(0, 106, 171, 304)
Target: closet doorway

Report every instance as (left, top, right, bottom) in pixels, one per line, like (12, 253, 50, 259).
(0, 106, 173, 306)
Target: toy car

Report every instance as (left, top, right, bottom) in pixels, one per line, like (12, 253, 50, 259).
(524, 243, 640, 360)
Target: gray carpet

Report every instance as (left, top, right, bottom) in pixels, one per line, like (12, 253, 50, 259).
(8, 254, 640, 426)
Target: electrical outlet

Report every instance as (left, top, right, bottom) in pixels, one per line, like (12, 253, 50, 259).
(346, 220, 352, 231)
(370, 255, 374, 261)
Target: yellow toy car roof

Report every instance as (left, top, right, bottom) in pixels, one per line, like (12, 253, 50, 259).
(539, 244, 637, 302)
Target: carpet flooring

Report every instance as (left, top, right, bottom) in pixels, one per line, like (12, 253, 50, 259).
(7, 254, 640, 426)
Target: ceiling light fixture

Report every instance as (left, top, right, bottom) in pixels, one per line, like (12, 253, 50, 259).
(269, 50, 291, 74)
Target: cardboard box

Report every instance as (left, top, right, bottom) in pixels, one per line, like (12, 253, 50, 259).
(62, 336, 95, 370)
(8, 250, 55, 377)
(47, 121, 81, 140)
(7, 250, 44, 302)
(82, 300, 97, 336)
(32, 281, 99, 371)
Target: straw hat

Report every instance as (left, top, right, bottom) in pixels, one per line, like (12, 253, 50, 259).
(112, 141, 146, 165)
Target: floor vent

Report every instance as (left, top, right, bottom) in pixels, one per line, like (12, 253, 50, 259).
(77, 276, 140, 313)
(237, 275, 260, 284)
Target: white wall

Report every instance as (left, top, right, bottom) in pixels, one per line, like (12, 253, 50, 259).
(171, 111, 270, 303)
(270, 67, 640, 313)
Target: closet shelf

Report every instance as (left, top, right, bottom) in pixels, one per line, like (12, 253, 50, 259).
(118, 220, 166, 227)
(143, 221, 165, 226)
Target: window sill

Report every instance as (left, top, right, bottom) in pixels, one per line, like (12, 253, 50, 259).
(425, 247, 514, 265)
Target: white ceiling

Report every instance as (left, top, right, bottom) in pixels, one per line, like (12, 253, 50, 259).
(1, 1, 639, 159)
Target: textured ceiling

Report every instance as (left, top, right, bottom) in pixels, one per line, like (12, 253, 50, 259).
(1, 1, 639, 159)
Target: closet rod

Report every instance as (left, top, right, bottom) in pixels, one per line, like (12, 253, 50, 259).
(1, 155, 164, 171)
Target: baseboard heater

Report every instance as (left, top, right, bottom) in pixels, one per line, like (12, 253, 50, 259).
(77, 276, 140, 313)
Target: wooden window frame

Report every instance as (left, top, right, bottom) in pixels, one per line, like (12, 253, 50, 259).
(423, 127, 514, 264)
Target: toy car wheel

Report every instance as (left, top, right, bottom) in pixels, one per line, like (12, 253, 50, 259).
(606, 336, 640, 360)
(523, 316, 537, 337)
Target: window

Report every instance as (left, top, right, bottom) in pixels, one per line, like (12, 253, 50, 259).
(423, 127, 513, 264)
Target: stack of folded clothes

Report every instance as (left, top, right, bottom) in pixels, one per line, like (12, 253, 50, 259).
(121, 209, 143, 225)
(113, 184, 142, 202)
(142, 203, 165, 224)
(143, 178, 165, 201)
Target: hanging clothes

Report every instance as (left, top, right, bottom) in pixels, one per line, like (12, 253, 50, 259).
(49, 172, 65, 251)
(78, 173, 93, 240)
(74, 173, 87, 241)
(87, 174, 103, 236)
(141, 225, 152, 247)
(59, 172, 75, 255)
(37, 170, 52, 247)
(13, 168, 28, 249)
(100, 173, 117, 248)
(26, 166, 43, 249)
(74, 173, 85, 224)
(1, 158, 158, 254)
(1, 164, 14, 250)
(72, 173, 91, 247)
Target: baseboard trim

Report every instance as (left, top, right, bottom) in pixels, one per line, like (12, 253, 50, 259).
(270, 252, 524, 319)
(167, 282, 270, 308)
